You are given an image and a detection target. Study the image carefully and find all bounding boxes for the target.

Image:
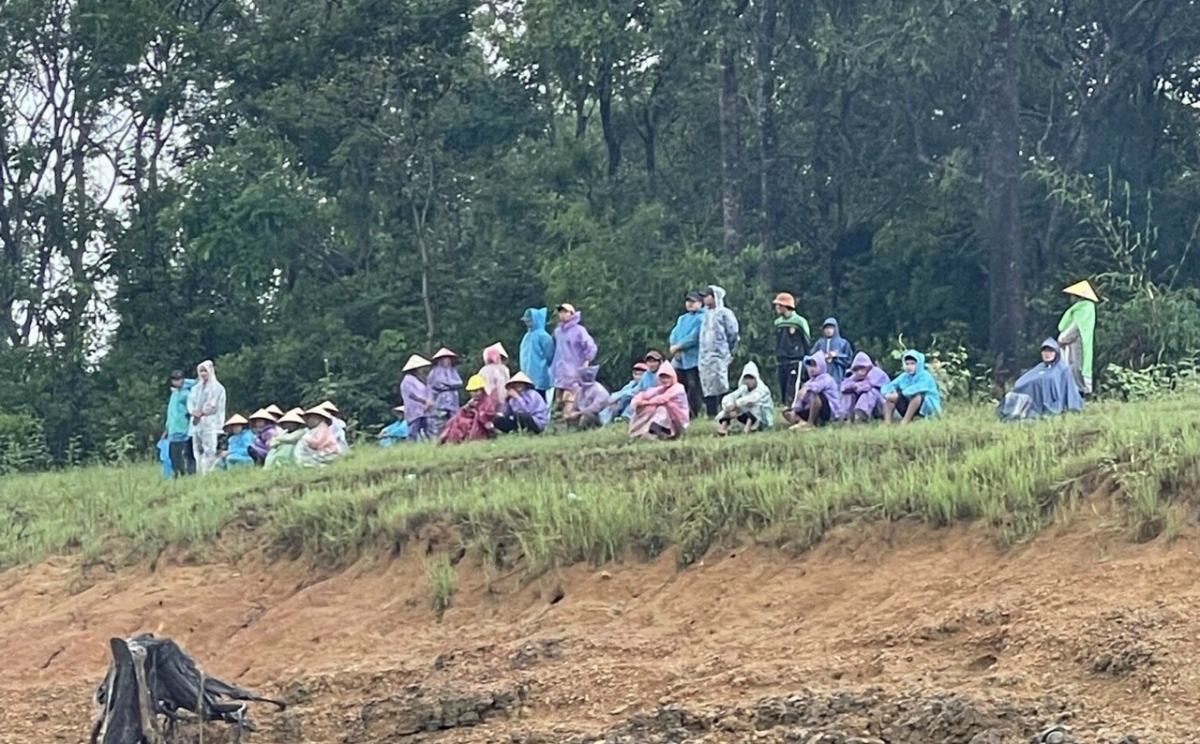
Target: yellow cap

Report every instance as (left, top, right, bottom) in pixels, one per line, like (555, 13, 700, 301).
(465, 374, 486, 392)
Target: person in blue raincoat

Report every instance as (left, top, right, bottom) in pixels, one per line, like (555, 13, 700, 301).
(809, 318, 853, 385)
(600, 362, 648, 425)
(698, 285, 740, 417)
(882, 350, 943, 425)
(162, 369, 196, 477)
(997, 339, 1083, 421)
(668, 291, 706, 416)
(520, 307, 555, 401)
(217, 414, 255, 468)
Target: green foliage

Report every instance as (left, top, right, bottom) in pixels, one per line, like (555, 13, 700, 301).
(0, 414, 51, 475)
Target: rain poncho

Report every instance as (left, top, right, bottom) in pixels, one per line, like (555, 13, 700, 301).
(1057, 300, 1096, 395)
(265, 428, 304, 469)
(997, 339, 1084, 421)
(882, 349, 943, 418)
(481, 344, 512, 406)
(669, 308, 704, 370)
(600, 376, 642, 425)
(718, 361, 774, 430)
(552, 312, 598, 391)
(793, 353, 840, 416)
(428, 363, 464, 414)
(400, 373, 432, 423)
(520, 308, 555, 391)
(838, 352, 890, 420)
(809, 318, 853, 385)
(157, 440, 173, 480)
(379, 420, 409, 446)
(439, 394, 499, 445)
(699, 286, 740, 398)
(629, 364, 690, 439)
(249, 423, 279, 461)
(295, 422, 341, 467)
(165, 380, 196, 440)
(187, 361, 227, 475)
(504, 388, 550, 430)
(329, 416, 350, 453)
(221, 430, 255, 467)
(574, 366, 610, 416)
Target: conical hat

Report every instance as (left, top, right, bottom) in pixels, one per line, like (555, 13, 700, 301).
(284, 407, 304, 417)
(402, 354, 432, 372)
(507, 371, 535, 388)
(278, 410, 306, 426)
(316, 400, 341, 416)
(1063, 280, 1099, 302)
(249, 408, 275, 422)
(303, 406, 333, 422)
(265, 405, 284, 418)
(223, 414, 249, 428)
(432, 347, 459, 361)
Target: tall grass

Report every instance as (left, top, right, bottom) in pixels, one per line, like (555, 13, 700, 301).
(2, 399, 1198, 572)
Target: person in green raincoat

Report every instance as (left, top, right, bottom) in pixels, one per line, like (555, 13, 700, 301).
(1057, 280, 1098, 395)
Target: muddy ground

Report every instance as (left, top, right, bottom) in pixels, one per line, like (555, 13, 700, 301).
(0, 512, 1195, 743)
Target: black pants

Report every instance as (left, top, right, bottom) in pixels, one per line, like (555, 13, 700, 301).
(704, 395, 720, 418)
(895, 395, 923, 419)
(777, 357, 803, 406)
(495, 412, 544, 434)
(168, 439, 196, 476)
(679, 366, 703, 417)
(793, 393, 833, 426)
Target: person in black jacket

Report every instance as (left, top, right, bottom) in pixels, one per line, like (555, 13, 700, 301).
(772, 292, 810, 406)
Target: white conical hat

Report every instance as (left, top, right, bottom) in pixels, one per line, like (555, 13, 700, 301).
(1063, 280, 1099, 302)
(402, 354, 432, 372)
(223, 414, 249, 428)
(507, 371, 535, 387)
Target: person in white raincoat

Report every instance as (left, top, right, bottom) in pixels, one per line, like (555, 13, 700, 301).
(716, 361, 774, 435)
(698, 285, 740, 417)
(188, 360, 227, 475)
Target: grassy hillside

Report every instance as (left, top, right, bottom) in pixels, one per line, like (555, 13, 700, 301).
(3, 400, 1198, 575)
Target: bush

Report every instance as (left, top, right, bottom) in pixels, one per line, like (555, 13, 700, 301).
(0, 414, 52, 475)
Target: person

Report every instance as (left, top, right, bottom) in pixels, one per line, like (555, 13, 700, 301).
(316, 400, 350, 452)
(399, 355, 435, 442)
(772, 293, 810, 405)
(247, 408, 279, 465)
(809, 318, 853, 386)
(480, 343, 512, 407)
(838, 353, 891, 423)
(669, 291, 705, 416)
(440, 374, 499, 444)
(520, 307, 555, 402)
(628, 363, 690, 441)
(698, 285, 740, 417)
(295, 406, 342, 467)
(265, 409, 307, 469)
(716, 362, 774, 435)
(217, 414, 254, 468)
(188, 360, 227, 475)
(551, 303, 597, 418)
(600, 363, 647, 425)
(428, 348, 464, 438)
(638, 351, 665, 392)
(882, 349, 943, 425)
(162, 370, 196, 478)
(784, 354, 840, 429)
(565, 366, 609, 430)
(379, 406, 410, 446)
(1058, 279, 1098, 395)
(495, 372, 550, 434)
(997, 339, 1084, 422)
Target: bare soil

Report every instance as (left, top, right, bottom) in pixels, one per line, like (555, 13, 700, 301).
(0, 511, 1195, 743)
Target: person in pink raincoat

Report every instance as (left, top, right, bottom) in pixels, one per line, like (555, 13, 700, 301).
(479, 342, 512, 407)
(628, 363, 690, 441)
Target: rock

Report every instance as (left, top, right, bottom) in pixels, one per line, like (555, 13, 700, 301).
(270, 711, 303, 743)
(968, 730, 1005, 744)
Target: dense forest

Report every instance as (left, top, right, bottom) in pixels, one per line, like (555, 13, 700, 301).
(2, 0, 1200, 465)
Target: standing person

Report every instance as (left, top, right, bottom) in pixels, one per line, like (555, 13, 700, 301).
(400, 355, 435, 441)
(187, 360, 227, 475)
(772, 293, 809, 405)
(520, 307, 555, 402)
(1058, 280, 1098, 395)
(480, 343, 512, 407)
(809, 318, 853, 386)
(163, 370, 196, 477)
(428, 348, 464, 438)
(669, 291, 705, 416)
(551, 303, 597, 418)
(698, 285, 740, 417)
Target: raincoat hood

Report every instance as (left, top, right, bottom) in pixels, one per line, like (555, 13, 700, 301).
(523, 307, 548, 330)
(1041, 338, 1061, 363)
(197, 360, 217, 382)
(580, 366, 600, 384)
(821, 318, 842, 336)
(483, 343, 509, 365)
(902, 350, 927, 375)
(805, 353, 829, 378)
(708, 285, 728, 308)
(850, 351, 874, 370)
(558, 311, 583, 330)
(739, 361, 764, 385)
(656, 363, 679, 386)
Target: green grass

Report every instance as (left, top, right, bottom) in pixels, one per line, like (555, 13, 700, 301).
(2, 399, 1199, 575)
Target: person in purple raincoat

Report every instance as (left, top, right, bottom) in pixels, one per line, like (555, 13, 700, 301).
(400, 355, 435, 441)
(784, 353, 840, 429)
(495, 372, 550, 434)
(564, 366, 609, 430)
(838, 352, 891, 423)
(427, 347, 464, 438)
(551, 303, 598, 418)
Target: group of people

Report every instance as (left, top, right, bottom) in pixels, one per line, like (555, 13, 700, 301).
(160, 279, 1098, 473)
(160, 361, 352, 477)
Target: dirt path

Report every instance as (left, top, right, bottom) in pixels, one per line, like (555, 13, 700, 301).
(0, 513, 1195, 743)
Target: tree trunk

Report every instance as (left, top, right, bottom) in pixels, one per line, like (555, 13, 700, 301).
(984, 8, 1025, 383)
(753, 0, 779, 284)
(597, 65, 622, 177)
(718, 41, 742, 256)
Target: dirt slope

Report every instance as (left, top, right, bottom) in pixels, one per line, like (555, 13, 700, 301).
(0, 512, 1195, 743)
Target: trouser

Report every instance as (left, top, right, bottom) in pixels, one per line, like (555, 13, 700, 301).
(704, 395, 720, 418)
(677, 367, 703, 417)
(788, 393, 833, 426)
(777, 357, 803, 406)
(567, 412, 602, 430)
(407, 417, 430, 442)
(537, 389, 552, 404)
(192, 431, 219, 475)
(168, 439, 196, 477)
(495, 412, 544, 434)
